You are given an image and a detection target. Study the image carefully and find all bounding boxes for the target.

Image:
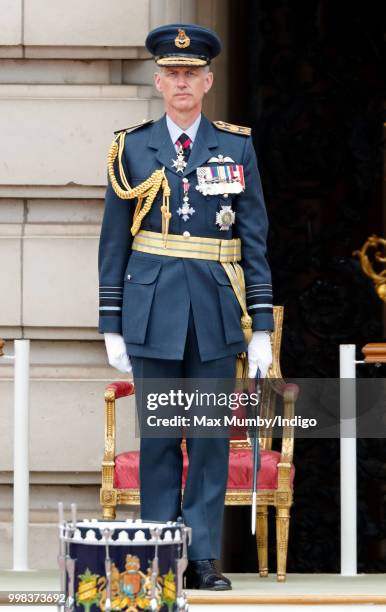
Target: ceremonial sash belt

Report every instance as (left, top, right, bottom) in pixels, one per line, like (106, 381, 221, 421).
(132, 229, 242, 262)
(132, 230, 253, 378)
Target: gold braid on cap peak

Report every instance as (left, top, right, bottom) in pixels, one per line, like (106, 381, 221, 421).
(156, 56, 207, 66)
(107, 131, 171, 245)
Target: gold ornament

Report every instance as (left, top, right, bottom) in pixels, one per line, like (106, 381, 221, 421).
(353, 234, 386, 302)
(175, 29, 190, 48)
(162, 568, 176, 604)
(76, 568, 100, 609)
(107, 131, 171, 246)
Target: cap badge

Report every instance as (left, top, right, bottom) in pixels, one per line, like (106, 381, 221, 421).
(175, 29, 191, 49)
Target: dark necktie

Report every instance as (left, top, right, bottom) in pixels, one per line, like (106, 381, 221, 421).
(176, 132, 192, 161)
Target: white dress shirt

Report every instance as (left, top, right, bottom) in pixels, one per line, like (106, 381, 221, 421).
(166, 113, 201, 150)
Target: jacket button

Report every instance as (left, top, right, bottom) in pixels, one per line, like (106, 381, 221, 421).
(183, 231, 190, 238)
(127, 274, 131, 280)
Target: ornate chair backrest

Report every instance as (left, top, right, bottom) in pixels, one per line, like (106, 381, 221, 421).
(259, 305, 284, 450)
(268, 306, 284, 379)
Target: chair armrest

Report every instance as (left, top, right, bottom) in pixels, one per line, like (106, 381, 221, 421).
(267, 378, 299, 401)
(362, 343, 386, 363)
(264, 378, 298, 468)
(105, 381, 135, 400)
(102, 381, 135, 485)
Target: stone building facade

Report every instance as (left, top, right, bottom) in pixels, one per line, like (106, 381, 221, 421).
(0, 0, 229, 568)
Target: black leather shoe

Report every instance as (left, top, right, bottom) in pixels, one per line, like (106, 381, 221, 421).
(185, 559, 232, 590)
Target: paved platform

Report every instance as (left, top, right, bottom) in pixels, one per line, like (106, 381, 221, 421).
(0, 570, 385, 608)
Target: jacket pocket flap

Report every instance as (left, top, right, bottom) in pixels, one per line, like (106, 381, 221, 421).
(125, 259, 162, 284)
(208, 263, 231, 285)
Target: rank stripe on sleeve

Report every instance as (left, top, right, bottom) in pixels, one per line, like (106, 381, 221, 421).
(246, 283, 273, 313)
(99, 286, 123, 316)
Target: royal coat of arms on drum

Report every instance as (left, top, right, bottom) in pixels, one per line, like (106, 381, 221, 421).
(76, 554, 175, 611)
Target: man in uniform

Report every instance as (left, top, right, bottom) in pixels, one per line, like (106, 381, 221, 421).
(98, 24, 273, 590)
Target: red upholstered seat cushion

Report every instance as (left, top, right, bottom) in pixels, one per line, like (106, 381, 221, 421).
(113, 447, 295, 490)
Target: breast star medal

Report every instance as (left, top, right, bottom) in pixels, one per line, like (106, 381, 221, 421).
(216, 205, 235, 231)
(172, 146, 187, 173)
(177, 178, 195, 221)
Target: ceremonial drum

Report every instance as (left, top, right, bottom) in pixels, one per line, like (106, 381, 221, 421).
(58, 518, 191, 612)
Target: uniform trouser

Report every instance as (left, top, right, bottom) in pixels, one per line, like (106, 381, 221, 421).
(130, 306, 236, 560)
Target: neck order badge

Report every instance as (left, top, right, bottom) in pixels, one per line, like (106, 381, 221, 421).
(172, 133, 192, 173)
(172, 149, 187, 174)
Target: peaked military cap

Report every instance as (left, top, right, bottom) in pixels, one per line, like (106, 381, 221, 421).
(145, 23, 221, 67)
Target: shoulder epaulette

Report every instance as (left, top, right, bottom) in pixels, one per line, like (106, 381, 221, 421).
(212, 120, 251, 136)
(114, 120, 154, 136)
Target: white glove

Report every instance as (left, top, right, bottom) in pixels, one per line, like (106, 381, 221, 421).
(104, 333, 132, 373)
(247, 331, 272, 379)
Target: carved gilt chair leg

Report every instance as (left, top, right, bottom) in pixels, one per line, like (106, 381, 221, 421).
(256, 504, 269, 577)
(101, 389, 118, 521)
(276, 505, 290, 582)
(100, 489, 117, 520)
(102, 503, 116, 520)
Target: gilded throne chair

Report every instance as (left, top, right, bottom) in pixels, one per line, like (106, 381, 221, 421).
(100, 306, 298, 581)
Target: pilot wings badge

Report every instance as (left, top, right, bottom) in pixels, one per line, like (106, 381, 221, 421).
(207, 155, 235, 163)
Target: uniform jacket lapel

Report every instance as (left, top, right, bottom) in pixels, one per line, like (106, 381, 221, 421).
(148, 114, 179, 175)
(184, 114, 218, 177)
